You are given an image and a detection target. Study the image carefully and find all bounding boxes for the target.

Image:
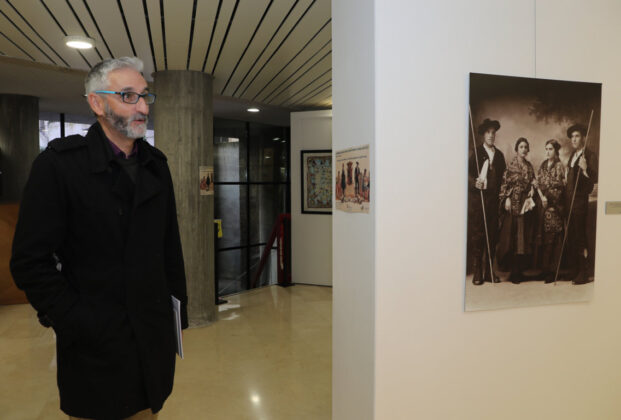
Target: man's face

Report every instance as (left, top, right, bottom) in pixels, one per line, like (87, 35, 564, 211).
(570, 131, 584, 150)
(100, 67, 149, 139)
(483, 128, 496, 146)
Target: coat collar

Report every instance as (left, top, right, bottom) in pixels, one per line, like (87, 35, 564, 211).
(86, 122, 157, 173)
(86, 122, 162, 207)
(477, 144, 500, 162)
(85, 122, 113, 173)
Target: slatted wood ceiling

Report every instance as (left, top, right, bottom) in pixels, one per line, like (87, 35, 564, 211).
(0, 0, 332, 110)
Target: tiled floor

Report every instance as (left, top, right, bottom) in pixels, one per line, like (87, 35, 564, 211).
(0, 285, 332, 420)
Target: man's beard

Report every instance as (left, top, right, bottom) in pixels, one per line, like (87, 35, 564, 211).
(104, 103, 148, 139)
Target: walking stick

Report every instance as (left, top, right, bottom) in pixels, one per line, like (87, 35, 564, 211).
(553, 110, 594, 285)
(468, 107, 495, 285)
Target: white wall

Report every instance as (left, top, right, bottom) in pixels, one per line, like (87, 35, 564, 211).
(368, 0, 621, 419)
(291, 110, 333, 286)
(332, 0, 376, 418)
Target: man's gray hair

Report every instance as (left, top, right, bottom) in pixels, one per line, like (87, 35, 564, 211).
(84, 57, 144, 94)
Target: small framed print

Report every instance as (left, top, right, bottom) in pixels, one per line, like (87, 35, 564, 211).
(301, 150, 332, 214)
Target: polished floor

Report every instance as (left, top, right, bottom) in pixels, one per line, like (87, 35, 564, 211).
(0, 285, 332, 420)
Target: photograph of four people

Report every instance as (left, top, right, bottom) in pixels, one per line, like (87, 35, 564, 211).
(466, 73, 600, 291)
(468, 118, 597, 286)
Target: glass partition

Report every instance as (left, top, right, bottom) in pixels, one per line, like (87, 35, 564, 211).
(214, 119, 290, 296)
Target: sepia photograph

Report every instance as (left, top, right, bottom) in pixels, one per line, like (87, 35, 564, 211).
(465, 73, 601, 311)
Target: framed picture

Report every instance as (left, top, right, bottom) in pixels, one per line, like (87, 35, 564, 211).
(301, 150, 332, 214)
(465, 72, 601, 311)
(199, 166, 214, 196)
(335, 145, 371, 214)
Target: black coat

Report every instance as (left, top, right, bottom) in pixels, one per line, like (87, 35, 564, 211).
(10, 122, 188, 419)
(565, 148, 597, 215)
(468, 145, 506, 197)
(468, 145, 506, 234)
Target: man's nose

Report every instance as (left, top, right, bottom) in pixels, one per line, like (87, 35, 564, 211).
(136, 96, 149, 114)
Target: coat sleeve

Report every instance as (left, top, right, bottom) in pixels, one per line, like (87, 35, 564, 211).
(164, 167, 189, 329)
(586, 150, 598, 187)
(10, 151, 80, 328)
(575, 151, 596, 196)
(468, 150, 481, 191)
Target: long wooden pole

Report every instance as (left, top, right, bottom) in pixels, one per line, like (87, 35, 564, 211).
(469, 108, 495, 285)
(553, 110, 594, 285)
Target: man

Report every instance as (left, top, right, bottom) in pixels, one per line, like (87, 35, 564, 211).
(468, 118, 506, 285)
(10, 57, 188, 419)
(564, 123, 597, 284)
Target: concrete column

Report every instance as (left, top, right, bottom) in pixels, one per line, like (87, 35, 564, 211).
(152, 71, 215, 326)
(0, 94, 39, 203)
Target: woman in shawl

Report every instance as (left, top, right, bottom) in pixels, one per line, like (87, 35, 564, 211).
(497, 137, 538, 283)
(535, 139, 565, 283)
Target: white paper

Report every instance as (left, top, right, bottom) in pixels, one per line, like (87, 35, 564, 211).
(478, 159, 489, 190)
(171, 295, 184, 359)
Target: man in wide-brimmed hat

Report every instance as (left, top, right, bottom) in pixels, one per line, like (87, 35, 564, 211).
(468, 118, 506, 285)
(564, 123, 597, 284)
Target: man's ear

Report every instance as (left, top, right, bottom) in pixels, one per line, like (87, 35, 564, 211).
(87, 93, 105, 117)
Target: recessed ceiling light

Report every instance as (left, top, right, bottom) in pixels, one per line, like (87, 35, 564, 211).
(247, 107, 260, 113)
(64, 36, 95, 49)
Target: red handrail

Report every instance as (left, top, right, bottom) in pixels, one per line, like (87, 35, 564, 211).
(251, 213, 291, 288)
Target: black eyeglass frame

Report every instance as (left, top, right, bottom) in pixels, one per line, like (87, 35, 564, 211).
(94, 90, 156, 105)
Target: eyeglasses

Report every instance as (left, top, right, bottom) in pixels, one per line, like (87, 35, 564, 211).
(94, 90, 156, 105)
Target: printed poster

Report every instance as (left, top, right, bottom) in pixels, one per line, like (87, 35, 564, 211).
(200, 166, 214, 196)
(335, 145, 370, 213)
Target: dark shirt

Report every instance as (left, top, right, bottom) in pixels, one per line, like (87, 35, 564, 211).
(107, 138, 139, 183)
(115, 155, 139, 184)
(107, 138, 138, 159)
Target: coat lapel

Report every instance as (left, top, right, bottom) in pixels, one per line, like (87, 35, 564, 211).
(134, 167, 162, 208)
(84, 123, 163, 208)
(85, 123, 112, 174)
(133, 140, 163, 208)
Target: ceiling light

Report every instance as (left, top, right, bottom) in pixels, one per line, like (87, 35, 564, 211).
(64, 36, 95, 49)
(247, 107, 260, 113)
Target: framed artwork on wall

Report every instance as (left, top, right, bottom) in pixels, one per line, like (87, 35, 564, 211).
(301, 150, 332, 214)
(199, 166, 214, 195)
(465, 72, 601, 311)
(335, 145, 371, 214)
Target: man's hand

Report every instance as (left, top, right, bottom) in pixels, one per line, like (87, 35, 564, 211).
(578, 155, 588, 172)
(475, 178, 484, 189)
(505, 198, 511, 211)
(541, 195, 548, 208)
